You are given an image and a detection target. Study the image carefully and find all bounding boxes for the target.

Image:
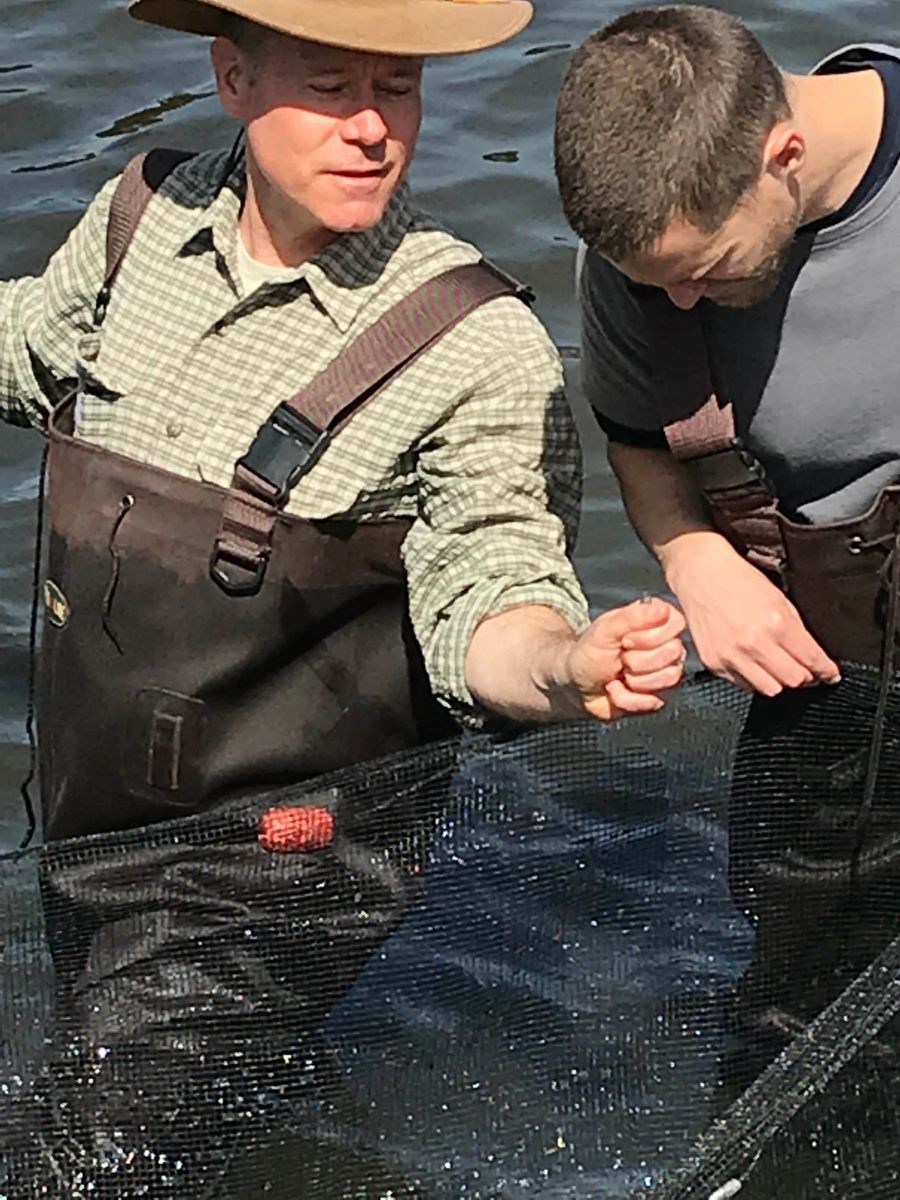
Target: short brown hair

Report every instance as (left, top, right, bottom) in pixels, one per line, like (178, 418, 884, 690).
(218, 12, 272, 54)
(554, 5, 790, 259)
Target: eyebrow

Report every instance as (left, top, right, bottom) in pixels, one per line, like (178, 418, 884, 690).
(669, 246, 735, 288)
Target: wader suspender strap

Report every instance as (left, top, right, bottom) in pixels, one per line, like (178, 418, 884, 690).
(96, 149, 196, 325)
(650, 301, 789, 580)
(665, 395, 788, 577)
(211, 262, 529, 594)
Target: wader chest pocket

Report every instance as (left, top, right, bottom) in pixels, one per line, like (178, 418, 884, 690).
(123, 689, 207, 806)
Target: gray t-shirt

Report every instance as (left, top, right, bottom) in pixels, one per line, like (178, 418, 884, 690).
(581, 43, 900, 523)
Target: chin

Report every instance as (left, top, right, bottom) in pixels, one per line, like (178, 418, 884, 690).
(321, 204, 391, 235)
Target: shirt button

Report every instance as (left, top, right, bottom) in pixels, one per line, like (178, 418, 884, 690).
(166, 420, 184, 439)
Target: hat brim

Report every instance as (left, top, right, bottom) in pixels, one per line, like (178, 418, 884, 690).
(129, 0, 533, 56)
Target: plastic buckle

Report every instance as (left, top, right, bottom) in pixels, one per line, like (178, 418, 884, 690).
(730, 436, 771, 488)
(209, 544, 269, 597)
(239, 405, 330, 504)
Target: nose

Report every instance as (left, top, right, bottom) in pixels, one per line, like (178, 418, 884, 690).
(665, 281, 707, 310)
(342, 104, 389, 147)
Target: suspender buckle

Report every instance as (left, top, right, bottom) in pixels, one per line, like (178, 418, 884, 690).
(239, 405, 330, 504)
(685, 438, 773, 494)
(731, 437, 773, 489)
(209, 545, 269, 597)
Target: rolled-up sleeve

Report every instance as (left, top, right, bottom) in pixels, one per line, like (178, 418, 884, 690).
(0, 177, 114, 428)
(403, 296, 590, 723)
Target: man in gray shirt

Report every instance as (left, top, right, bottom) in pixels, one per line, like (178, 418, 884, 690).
(555, 4, 900, 1093)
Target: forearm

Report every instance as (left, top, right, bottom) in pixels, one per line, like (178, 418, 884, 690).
(607, 441, 743, 588)
(465, 604, 586, 723)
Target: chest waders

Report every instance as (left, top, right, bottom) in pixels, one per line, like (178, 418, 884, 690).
(36, 149, 526, 843)
(27, 152, 533, 1118)
(652, 295, 900, 1096)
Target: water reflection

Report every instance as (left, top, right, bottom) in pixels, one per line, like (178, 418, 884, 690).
(523, 43, 571, 57)
(96, 90, 216, 140)
(12, 153, 95, 175)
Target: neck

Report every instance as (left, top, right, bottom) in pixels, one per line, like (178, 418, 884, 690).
(238, 152, 336, 267)
(787, 67, 886, 224)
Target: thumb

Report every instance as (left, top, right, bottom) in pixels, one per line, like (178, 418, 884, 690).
(587, 598, 671, 649)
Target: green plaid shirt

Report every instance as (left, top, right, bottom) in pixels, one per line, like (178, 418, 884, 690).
(0, 149, 588, 719)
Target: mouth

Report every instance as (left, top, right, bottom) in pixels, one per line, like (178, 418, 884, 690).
(328, 167, 391, 180)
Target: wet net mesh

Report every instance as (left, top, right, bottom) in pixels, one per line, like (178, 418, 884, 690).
(1, 669, 898, 1198)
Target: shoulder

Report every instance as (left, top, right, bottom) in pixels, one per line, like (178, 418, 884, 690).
(144, 148, 233, 208)
(385, 197, 563, 389)
(102, 148, 232, 254)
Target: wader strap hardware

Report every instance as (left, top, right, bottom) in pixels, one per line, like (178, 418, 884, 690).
(211, 260, 524, 597)
(664, 393, 789, 581)
(679, 438, 771, 493)
(237, 404, 331, 505)
(639, 289, 791, 581)
(209, 485, 277, 596)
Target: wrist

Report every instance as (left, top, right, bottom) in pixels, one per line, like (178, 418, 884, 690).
(529, 631, 587, 719)
(659, 528, 739, 594)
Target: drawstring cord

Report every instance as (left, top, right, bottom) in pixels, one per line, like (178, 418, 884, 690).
(847, 525, 900, 880)
(101, 494, 135, 655)
(4, 444, 49, 857)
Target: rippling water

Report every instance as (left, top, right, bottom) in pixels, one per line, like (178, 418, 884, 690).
(0, 0, 893, 825)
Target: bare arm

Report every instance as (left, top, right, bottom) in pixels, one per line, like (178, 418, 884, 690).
(608, 442, 840, 695)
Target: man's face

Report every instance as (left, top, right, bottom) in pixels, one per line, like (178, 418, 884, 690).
(616, 177, 799, 311)
(215, 32, 423, 234)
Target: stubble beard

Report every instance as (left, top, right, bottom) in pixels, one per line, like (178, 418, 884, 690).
(710, 219, 798, 309)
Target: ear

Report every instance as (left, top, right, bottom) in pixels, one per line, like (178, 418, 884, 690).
(762, 123, 806, 184)
(211, 36, 253, 120)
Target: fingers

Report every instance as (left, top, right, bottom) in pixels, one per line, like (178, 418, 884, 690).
(603, 677, 666, 716)
(621, 636, 686, 677)
(622, 660, 686, 694)
(621, 601, 686, 649)
(787, 626, 841, 684)
(712, 632, 840, 696)
(591, 597, 685, 651)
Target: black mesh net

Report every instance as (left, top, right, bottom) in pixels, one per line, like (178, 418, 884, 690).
(1, 670, 898, 1198)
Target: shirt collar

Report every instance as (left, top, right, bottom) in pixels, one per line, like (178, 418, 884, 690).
(178, 148, 415, 334)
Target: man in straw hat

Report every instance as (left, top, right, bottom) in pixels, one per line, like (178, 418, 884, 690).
(3, 0, 686, 843)
(1, 1, 687, 1189)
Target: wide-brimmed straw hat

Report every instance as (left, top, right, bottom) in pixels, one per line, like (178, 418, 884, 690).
(128, 0, 534, 56)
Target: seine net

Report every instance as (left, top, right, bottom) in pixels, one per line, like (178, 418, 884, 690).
(0, 669, 897, 1198)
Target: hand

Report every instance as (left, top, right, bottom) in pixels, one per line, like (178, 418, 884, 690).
(664, 533, 840, 695)
(566, 597, 687, 720)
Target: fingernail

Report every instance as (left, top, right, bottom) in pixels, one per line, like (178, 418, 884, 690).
(639, 593, 654, 604)
(826, 675, 842, 686)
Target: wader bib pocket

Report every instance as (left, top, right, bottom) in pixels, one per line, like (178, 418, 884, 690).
(122, 688, 208, 807)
